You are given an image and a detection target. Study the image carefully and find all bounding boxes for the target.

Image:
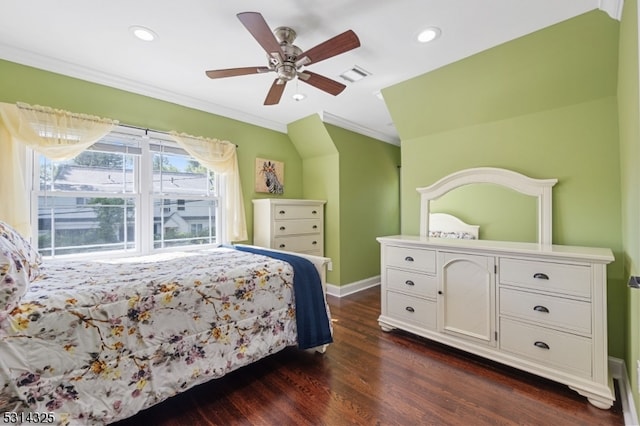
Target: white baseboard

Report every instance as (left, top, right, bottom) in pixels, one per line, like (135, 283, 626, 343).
(609, 357, 638, 425)
(326, 276, 380, 297)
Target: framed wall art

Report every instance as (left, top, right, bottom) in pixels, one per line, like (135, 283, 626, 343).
(255, 158, 284, 194)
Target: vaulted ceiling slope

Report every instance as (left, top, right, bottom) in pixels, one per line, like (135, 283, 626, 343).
(0, 1, 622, 145)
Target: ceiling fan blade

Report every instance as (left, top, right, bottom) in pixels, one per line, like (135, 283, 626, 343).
(295, 30, 360, 67)
(237, 12, 284, 62)
(205, 66, 271, 79)
(264, 79, 287, 105)
(298, 71, 346, 96)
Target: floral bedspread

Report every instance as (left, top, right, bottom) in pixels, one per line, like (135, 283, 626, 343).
(0, 248, 309, 425)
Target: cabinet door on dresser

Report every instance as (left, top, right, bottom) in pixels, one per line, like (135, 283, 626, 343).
(439, 252, 496, 347)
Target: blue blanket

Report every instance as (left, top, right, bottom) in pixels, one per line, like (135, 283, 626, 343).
(233, 245, 333, 350)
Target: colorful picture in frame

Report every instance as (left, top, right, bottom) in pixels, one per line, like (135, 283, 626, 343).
(255, 158, 284, 194)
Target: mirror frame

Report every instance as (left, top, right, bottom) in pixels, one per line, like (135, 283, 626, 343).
(416, 167, 557, 245)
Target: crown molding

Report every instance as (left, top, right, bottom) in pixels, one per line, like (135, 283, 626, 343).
(0, 43, 288, 134)
(598, 0, 624, 20)
(321, 112, 400, 146)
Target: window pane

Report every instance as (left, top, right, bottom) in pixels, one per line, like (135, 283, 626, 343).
(38, 196, 135, 256)
(153, 152, 215, 195)
(153, 198, 217, 248)
(39, 151, 135, 193)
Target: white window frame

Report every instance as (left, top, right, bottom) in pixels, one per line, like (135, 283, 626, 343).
(28, 126, 223, 259)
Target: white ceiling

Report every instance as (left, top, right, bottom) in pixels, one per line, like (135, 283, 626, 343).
(0, 1, 618, 145)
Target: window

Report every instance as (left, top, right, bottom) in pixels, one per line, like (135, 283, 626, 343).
(32, 128, 220, 257)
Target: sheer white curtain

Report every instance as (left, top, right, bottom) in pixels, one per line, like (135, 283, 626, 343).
(0, 102, 118, 235)
(170, 131, 247, 242)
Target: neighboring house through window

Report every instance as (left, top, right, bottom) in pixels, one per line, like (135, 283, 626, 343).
(33, 127, 221, 257)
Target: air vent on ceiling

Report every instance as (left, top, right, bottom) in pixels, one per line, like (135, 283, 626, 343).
(339, 66, 370, 83)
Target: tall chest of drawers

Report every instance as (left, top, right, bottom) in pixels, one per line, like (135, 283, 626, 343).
(252, 199, 325, 256)
(377, 235, 615, 409)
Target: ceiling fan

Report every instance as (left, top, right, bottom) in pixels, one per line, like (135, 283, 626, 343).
(205, 12, 361, 106)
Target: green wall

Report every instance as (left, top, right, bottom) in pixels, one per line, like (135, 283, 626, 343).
(288, 116, 401, 286)
(0, 58, 303, 243)
(326, 124, 401, 285)
(384, 9, 625, 360)
(288, 115, 341, 284)
(618, 0, 640, 415)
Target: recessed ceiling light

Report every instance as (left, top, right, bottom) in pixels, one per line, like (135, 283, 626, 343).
(292, 93, 306, 101)
(417, 27, 441, 43)
(129, 25, 157, 42)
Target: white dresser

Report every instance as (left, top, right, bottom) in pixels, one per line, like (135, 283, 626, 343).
(252, 199, 325, 256)
(377, 235, 615, 409)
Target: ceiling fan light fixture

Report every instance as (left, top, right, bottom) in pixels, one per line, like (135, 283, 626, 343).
(129, 25, 158, 42)
(292, 93, 306, 101)
(417, 27, 441, 43)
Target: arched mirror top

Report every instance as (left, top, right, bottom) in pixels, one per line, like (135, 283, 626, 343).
(417, 167, 557, 245)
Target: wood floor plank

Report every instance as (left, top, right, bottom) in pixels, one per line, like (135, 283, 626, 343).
(114, 286, 625, 425)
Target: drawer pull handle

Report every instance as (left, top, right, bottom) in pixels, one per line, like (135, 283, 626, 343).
(405, 256, 414, 262)
(279, 244, 286, 248)
(405, 306, 415, 313)
(312, 210, 318, 214)
(405, 280, 415, 286)
(533, 305, 549, 313)
(533, 273, 549, 280)
(279, 226, 286, 231)
(279, 210, 286, 215)
(312, 225, 318, 229)
(312, 241, 318, 245)
(534, 341, 550, 350)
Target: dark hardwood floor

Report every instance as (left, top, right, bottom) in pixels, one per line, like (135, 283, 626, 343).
(114, 286, 624, 425)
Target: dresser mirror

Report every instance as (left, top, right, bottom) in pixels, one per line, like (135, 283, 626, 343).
(430, 183, 537, 242)
(417, 167, 557, 245)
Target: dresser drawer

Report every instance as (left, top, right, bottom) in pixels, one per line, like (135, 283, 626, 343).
(387, 269, 437, 299)
(499, 258, 591, 298)
(386, 246, 436, 273)
(273, 219, 322, 236)
(274, 204, 322, 219)
(500, 318, 591, 378)
(499, 288, 591, 335)
(387, 291, 436, 329)
(273, 235, 322, 252)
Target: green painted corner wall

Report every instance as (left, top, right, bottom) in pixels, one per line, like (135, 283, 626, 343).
(288, 116, 401, 286)
(384, 8, 625, 361)
(288, 115, 341, 284)
(325, 124, 401, 285)
(0, 59, 304, 243)
(619, 0, 640, 415)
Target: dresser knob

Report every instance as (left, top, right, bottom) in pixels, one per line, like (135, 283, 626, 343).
(312, 241, 317, 245)
(279, 226, 286, 231)
(405, 306, 415, 313)
(405, 280, 415, 286)
(438, 290, 443, 295)
(312, 210, 318, 214)
(279, 244, 286, 248)
(533, 273, 549, 280)
(312, 225, 318, 229)
(404, 256, 414, 262)
(279, 210, 286, 215)
(534, 341, 550, 350)
(533, 305, 549, 313)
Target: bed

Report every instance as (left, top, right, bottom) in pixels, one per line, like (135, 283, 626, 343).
(428, 212, 479, 240)
(0, 221, 332, 425)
